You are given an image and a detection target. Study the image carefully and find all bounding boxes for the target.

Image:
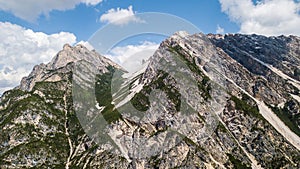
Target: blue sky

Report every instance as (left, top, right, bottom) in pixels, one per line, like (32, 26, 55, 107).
(0, 0, 239, 41)
(1, 0, 300, 94)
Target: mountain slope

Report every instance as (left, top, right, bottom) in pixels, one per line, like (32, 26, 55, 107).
(1, 32, 300, 168)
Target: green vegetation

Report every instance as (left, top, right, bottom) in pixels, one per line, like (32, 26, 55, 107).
(131, 70, 181, 112)
(131, 91, 150, 111)
(168, 45, 212, 100)
(230, 94, 263, 120)
(217, 122, 227, 133)
(34, 81, 66, 99)
(94, 65, 123, 123)
(101, 104, 123, 124)
(129, 73, 143, 89)
(0, 66, 127, 167)
(227, 153, 251, 169)
(294, 68, 300, 77)
(0, 91, 64, 130)
(199, 76, 212, 101)
(250, 124, 265, 133)
(67, 111, 86, 145)
(168, 45, 205, 76)
(149, 154, 161, 168)
(0, 78, 78, 166)
(95, 65, 116, 106)
(267, 156, 290, 169)
(130, 45, 213, 113)
(149, 127, 168, 138)
(183, 136, 205, 152)
(269, 102, 300, 137)
(0, 133, 69, 166)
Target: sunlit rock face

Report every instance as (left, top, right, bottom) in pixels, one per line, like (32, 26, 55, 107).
(1, 32, 300, 168)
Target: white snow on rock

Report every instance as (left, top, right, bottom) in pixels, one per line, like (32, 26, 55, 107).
(291, 94, 300, 103)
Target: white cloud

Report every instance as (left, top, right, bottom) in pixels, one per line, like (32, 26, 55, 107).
(0, 0, 103, 22)
(77, 41, 95, 51)
(100, 5, 144, 25)
(216, 25, 225, 34)
(106, 41, 159, 73)
(0, 22, 76, 94)
(219, 0, 300, 36)
(83, 0, 102, 5)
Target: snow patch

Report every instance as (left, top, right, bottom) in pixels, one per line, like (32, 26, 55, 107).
(122, 60, 149, 79)
(95, 103, 104, 111)
(201, 61, 300, 151)
(33, 90, 45, 98)
(251, 56, 300, 90)
(278, 102, 285, 109)
(256, 101, 300, 150)
(115, 82, 144, 108)
(115, 64, 146, 108)
(291, 94, 300, 103)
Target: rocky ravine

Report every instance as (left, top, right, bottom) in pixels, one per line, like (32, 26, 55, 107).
(0, 32, 300, 168)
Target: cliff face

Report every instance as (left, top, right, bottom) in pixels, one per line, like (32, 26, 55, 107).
(1, 32, 300, 169)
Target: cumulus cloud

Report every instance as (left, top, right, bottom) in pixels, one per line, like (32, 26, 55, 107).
(0, 22, 76, 94)
(219, 0, 300, 36)
(216, 25, 225, 34)
(100, 5, 144, 25)
(106, 41, 159, 73)
(0, 0, 103, 21)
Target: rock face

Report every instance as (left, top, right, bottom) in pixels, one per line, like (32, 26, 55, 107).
(1, 32, 300, 169)
(18, 44, 121, 91)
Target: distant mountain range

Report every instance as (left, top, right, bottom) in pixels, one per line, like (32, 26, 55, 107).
(1, 32, 300, 168)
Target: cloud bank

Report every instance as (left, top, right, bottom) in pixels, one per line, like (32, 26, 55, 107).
(0, 0, 103, 21)
(100, 5, 144, 25)
(219, 0, 300, 36)
(106, 41, 159, 73)
(0, 22, 76, 94)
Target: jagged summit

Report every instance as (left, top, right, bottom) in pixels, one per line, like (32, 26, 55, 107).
(169, 31, 190, 39)
(17, 43, 122, 91)
(63, 43, 72, 50)
(49, 43, 120, 70)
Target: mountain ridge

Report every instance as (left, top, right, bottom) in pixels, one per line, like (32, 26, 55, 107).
(1, 32, 300, 168)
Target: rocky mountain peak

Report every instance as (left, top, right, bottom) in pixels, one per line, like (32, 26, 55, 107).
(17, 43, 122, 91)
(49, 43, 97, 69)
(169, 31, 190, 39)
(206, 33, 224, 39)
(63, 43, 72, 50)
